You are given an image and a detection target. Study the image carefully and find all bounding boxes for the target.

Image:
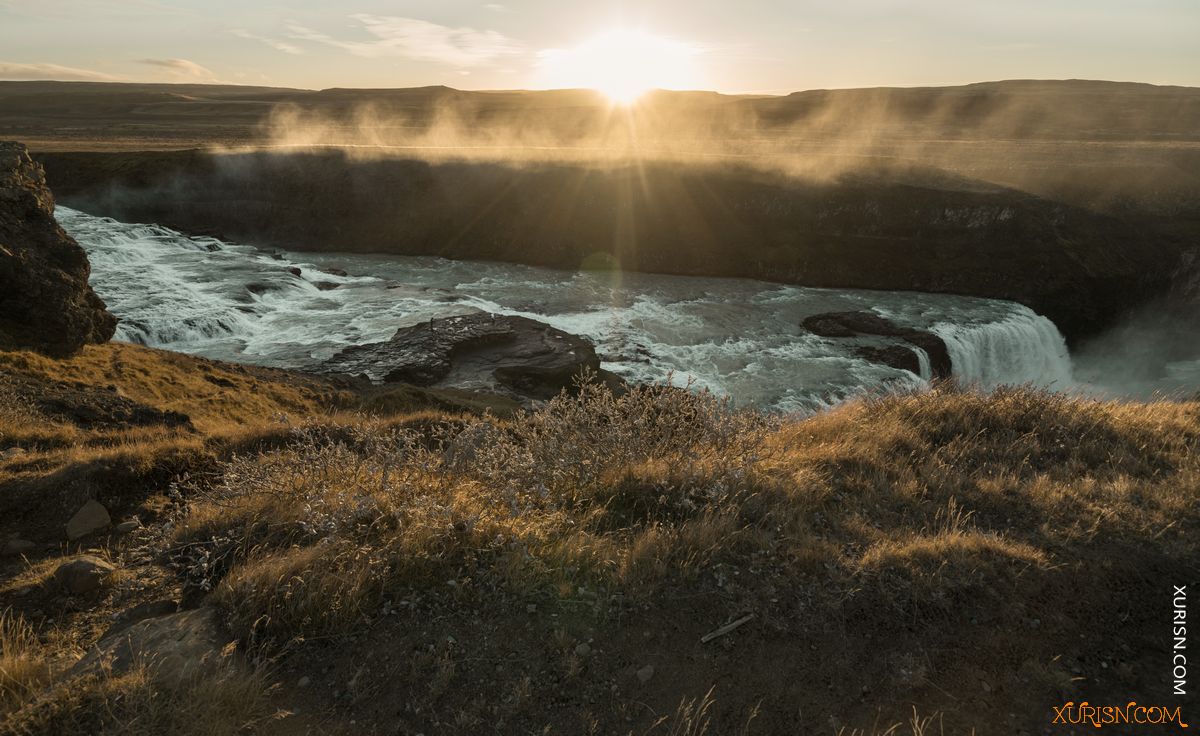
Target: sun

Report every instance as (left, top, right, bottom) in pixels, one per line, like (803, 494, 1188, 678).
(537, 29, 702, 104)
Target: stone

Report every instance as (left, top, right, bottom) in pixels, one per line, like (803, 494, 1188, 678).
(71, 609, 233, 686)
(314, 281, 340, 291)
(1, 447, 26, 460)
(802, 310, 953, 379)
(298, 676, 311, 687)
(0, 141, 116, 356)
(54, 555, 116, 595)
(66, 500, 110, 540)
(854, 345, 923, 376)
(636, 665, 655, 683)
(113, 520, 141, 534)
(287, 266, 302, 277)
(102, 599, 180, 639)
(574, 643, 592, 657)
(2, 538, 35, 556)
(325, 313, 623, 401)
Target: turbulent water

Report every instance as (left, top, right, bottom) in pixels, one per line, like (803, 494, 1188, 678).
(59, 206, 1075, 412)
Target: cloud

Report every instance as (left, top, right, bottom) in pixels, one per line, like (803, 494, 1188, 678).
(286, 14, 522, 67)
(0, 62, 124, 82)
(136, 57, 217, 81)
(231, 29, 303, 55)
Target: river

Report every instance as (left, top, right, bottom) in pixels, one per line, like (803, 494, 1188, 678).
(59, 205, 1076, 413)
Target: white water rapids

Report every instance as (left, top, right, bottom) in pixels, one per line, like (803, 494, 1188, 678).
(59, 206, 1075, 412)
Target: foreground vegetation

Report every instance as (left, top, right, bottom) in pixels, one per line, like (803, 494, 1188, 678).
(1, 343, 1197, 735)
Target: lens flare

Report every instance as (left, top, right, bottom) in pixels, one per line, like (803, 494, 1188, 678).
(536, 29, 702, 104)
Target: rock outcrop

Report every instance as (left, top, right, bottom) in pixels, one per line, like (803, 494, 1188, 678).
(325, 313, 614, 401)
(70, 608, 233, 686)
(802, 310, 953, 379)
(53, 554, 116, 595)
(0, 141, 115, 356)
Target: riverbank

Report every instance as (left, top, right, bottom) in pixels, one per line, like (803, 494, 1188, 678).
(2, 341, 1197, 735)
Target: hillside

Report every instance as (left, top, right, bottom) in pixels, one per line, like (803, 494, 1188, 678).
(1, 342, 1197, 735)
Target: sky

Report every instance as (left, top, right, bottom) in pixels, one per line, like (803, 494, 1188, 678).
(0, 0, 1197, 93)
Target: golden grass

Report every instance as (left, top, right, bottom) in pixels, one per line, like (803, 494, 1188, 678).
(3, 345, 1197, 732)
(168, 382, 1199, 656)
(0, 342, 350, 433)
(0, 612, 52, 716)
(2, 663, 273, 736)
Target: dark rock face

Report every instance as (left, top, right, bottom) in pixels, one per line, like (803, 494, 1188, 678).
(325, 313, 610, 401)
(37, 149, 1175, 345)
(803, 310, 953, 378)
(854, 345, 923, 375)
(0, 142, 115, 356)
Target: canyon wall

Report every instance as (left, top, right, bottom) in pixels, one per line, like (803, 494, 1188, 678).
(38, 148, 1178, 344)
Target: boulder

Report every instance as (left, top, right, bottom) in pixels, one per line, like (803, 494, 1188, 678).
(54, 555, 116, 595)
(0, 141, 115, 356)
(101, 599, 180, 639)
(71, 608, 232, 686)
(325, 313, 617, 400)
(66, 500, 111, 540)
(803, 310, 953, 379)
(855, 345, 923, 375)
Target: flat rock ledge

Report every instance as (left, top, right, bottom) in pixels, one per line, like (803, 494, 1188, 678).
(324, 312, 619, 401)
(802, 310, 953, 379)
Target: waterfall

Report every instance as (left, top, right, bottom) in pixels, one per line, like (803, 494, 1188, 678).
(914, 347, 933, 382)
(932, 306, 1073, 389)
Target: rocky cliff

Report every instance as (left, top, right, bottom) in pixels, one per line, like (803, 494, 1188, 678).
(0, 141, 114, 356)
(38, 149, 1179, 344)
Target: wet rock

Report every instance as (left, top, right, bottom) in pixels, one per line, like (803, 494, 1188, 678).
(321, 267, 348, 277)
(854, 345, 922, 375)
(66, 500, 111, 540)
(287, 266, 302, 277)
(325, 313, 619, 401)
(54, 555, 116, 595)
(803, 310, 952, 378)
(0, 141, 116, 356)
(314, 280, 340, 291)
(71, 608, 233, 686)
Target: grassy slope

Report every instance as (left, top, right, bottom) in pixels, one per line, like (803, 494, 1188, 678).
(1, 343, 1197, 735)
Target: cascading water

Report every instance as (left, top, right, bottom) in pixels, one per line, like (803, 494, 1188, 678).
(914, 348, 933, 382)
(59, 205, 1079, 412)
(932, 309, 1074, 389)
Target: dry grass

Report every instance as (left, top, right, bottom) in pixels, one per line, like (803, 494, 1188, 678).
(0, 343, 349, 433)
(2, 662, 273, 736)
(172, 383, 1197, 645)
(2, 342, 1197, 734)
(0, 612, 51, 716)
